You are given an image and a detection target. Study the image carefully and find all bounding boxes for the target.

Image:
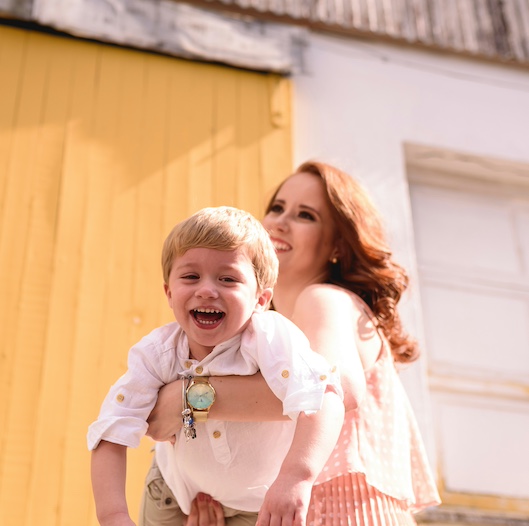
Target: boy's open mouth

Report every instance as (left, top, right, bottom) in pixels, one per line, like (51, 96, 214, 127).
(192, 308, 225, 326)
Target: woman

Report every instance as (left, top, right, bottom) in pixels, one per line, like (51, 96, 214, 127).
(143, 161, 441, 525)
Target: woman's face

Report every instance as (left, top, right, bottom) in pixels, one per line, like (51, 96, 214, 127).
(262, 172, 339, 283)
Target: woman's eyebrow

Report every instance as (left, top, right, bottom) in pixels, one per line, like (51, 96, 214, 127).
(273, 198, 320, 216)
(299, 204, 320, 215)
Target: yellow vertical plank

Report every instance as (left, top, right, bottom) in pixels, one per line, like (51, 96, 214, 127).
(186, 64, 214, 212)
(96, 45, 142, 396)
(236, 72, 266, 215)
(0, 26, 27, 486)
(211, 68, 239, 207)
(0, 30, 61, 526)
(69, 44, 126, 526)
(131, 52, 169, 342)
(162, 60, 194, 232)
(23, 37, 99, 525)
(0, 27, 26, 212)
(22, 32, 77, 526)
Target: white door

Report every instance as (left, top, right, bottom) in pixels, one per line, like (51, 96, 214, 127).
(408, 148, 529, 518)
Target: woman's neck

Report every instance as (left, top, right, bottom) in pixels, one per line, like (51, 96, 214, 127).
(271, 284, 298, 320)
(273, 271, 329, 320)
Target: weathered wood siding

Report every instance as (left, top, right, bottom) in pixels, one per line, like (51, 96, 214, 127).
(195, 0, 529, 65)
(0, 24, 292, 526)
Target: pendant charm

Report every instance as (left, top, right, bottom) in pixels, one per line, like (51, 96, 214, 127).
(182, 407, 196, 441)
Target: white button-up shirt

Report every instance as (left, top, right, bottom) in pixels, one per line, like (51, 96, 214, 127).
(87, 310, 341, 513)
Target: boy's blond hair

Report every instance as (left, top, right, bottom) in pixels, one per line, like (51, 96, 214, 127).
(162, 206, 278, 292)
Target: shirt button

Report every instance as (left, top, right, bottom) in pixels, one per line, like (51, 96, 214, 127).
(116, 394, 125, 403)
(281, 370, 289, 378)
(213, 431, 221, 439)
(331, 366, 337, 373)
(196, 366, 204, 374)
(185, 361, 192, 368)
(320, 375, 327, 381)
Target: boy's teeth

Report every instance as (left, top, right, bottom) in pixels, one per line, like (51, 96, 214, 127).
(195, 308, 221, 313)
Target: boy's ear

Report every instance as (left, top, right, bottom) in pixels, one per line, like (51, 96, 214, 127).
(255, 288, 273, 312)
(164, 283, 172, 305)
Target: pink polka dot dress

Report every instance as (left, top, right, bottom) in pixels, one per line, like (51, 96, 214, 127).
(307, 336, 441, 525)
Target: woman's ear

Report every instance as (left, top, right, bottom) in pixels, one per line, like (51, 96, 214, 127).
(332, 238, 346, 261)
(255, 288, 273, 312)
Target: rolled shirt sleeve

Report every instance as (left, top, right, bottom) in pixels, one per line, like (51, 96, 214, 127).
(87, 325, 178, 450)
(242, 311, 343, 419)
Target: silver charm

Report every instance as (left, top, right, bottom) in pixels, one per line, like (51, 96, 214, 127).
(182, 375, 197, 441)
(182, 407, 196, 441)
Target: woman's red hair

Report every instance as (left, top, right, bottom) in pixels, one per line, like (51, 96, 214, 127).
(267, 161, 419, 363)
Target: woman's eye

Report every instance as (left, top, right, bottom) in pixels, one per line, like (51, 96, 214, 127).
(268, 203, 284, 214)
(299, 211, 315, 221)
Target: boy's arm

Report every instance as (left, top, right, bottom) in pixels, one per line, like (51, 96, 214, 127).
(91, 440, 135, 526)
(257, 389, 344, 526)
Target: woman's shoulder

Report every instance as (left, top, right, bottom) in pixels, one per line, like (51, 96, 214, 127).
(297, 283, 366, 313)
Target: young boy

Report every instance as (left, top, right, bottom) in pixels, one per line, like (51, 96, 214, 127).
(88, 206, 344, 526)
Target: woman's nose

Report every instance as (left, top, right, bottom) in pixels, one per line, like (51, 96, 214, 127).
(275, 216, 288, 232)
(266, 214, 287, 233)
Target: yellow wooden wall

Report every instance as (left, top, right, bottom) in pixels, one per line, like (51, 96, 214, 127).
(0, 25, 292, 526)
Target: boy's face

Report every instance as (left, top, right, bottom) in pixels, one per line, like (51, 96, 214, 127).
(164, 246, 272, 360)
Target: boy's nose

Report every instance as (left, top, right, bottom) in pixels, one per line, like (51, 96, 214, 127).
(195, 283, 218, 299)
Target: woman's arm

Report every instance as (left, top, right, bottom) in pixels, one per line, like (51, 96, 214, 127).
(147, 284, 367, 441)
(146, 373, 287, 441)
(290, 285, 367, 411)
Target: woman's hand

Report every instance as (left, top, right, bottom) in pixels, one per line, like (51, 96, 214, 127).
(186, 493, 225, 526)
(146, 380, 183, 442)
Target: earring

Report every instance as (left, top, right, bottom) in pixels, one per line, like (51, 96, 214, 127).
(331, 257, 338, 264)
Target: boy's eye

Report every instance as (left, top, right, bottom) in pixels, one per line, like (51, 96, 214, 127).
(181, 274, 199, 280)
(220, 276, 238, 283)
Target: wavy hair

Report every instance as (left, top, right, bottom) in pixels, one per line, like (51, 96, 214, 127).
(267, 161, 419, 363)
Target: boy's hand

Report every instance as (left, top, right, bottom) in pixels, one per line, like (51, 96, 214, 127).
(257, 475, 312, 526)
(98, 511, 135, 526)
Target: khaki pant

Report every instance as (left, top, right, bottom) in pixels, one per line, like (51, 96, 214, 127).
(139, 455, 259, 526)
